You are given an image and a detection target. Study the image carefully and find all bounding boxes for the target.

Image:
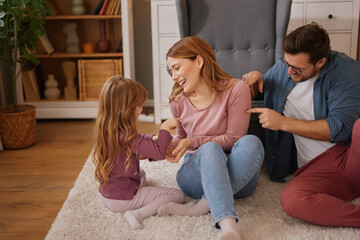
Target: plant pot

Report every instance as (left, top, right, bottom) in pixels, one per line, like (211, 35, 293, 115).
(0, 104, 36, 149)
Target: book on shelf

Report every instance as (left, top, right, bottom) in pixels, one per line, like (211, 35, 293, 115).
(113, 38, 122, 52)
(38, 31, 55, 54)
(92, 0, 105, 14)
(114, 0, 121, 15)
(105, 0, 114, 15)
(21, 68, 40, 101)
(45, 0, 59, 15)
(99, 0, 110, 15)
(99, 0, 120, 15)
(34, 65, 45, 99)
(108, 0, 120, 15)
(35, 39, 47, 54)
(109, 0, 120, 15)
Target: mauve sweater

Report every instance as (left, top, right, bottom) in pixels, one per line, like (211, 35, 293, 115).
(100, 129, 172, 200)
(170, 79, 251, 153)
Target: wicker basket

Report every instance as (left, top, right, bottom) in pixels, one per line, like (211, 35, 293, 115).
(78, 59, 123, 101)
(0, 104, 36, 149)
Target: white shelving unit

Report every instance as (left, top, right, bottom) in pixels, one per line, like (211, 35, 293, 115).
(16, 0, 135, 119)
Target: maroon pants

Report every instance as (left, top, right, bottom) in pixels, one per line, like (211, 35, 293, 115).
(281, 118, 360, 227)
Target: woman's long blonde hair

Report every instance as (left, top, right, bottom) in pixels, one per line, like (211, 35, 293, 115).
(167, 36, 232, 102)
(92, 76, 148, 189)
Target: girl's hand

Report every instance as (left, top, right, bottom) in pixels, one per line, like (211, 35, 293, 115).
(166, 138, 190, 163)
(160, 118, 181, 132)
(152, 135, 158, 141)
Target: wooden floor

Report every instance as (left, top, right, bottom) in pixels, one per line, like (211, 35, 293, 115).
(0, 119, 160, 240)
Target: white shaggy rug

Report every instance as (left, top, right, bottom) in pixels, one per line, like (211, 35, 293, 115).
(45, 154, 360, 240)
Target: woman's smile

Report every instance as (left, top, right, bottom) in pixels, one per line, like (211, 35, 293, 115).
(178, 79, 187, 88)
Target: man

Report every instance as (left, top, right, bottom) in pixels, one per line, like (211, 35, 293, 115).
(243, 22, 360, 227)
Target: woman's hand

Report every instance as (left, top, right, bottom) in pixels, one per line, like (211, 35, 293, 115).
(242, 71, 264, 98)
(152, 135, 158, 141)
(166, 138, 190, 163)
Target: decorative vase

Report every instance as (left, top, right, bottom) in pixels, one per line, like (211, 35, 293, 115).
(44, 74, 61, 100)
(71, 0, 86, 15)
(63, 22, 80, 53)
(97, 20, 111, 52)
(0, 105, 36, 149)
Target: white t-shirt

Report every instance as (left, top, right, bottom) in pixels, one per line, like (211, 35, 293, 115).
(283, 75, 335, 168)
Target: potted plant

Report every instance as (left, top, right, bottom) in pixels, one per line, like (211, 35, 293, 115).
(0, 0, 52, 149)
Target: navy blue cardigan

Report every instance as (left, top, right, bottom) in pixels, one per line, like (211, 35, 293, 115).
(262, 50, 360, 182)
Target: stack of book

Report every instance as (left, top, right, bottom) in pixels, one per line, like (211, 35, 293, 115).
(92, 0, 121, 15)
(33, 31, 55, 55)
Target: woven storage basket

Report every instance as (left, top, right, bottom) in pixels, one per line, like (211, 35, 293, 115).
(0, 104, 36, 149)
(78, 59, 123, 101)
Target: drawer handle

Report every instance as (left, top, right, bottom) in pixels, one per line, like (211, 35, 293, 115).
(328, 14, 333, 19)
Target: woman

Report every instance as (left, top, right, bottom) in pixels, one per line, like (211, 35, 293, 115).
(157, 36, 264, 240)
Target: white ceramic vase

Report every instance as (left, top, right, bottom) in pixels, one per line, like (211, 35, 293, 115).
(71, 0, 86, 15)
(44, 74, 60, 100)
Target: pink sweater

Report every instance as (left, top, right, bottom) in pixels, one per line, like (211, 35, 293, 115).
(170, 79, 251, 153)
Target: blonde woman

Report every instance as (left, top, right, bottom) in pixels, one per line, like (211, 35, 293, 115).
(157, 36, 264, 240)
(92, 76, 184, 230)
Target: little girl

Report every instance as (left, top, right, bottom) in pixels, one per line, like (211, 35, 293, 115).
(92, 76, 184, 230)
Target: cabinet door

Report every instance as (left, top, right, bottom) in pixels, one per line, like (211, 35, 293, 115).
(160, 66, 173, 103)
(158, 4, 179, 34)
(305, 2, 353, 30)
(329, 33, 352, 56)
(159, 36, 179, 65)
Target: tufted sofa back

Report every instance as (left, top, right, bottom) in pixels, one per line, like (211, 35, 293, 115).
(175, 0, 292, 77)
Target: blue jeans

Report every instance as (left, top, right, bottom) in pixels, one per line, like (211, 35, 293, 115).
(176, 135, 264, 228)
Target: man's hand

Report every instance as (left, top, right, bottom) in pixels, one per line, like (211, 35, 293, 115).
(242, 71, 264, 98)
(247, 108, 286, 131)
(247, 107, 331, 141)
(166, 138, 190, 163)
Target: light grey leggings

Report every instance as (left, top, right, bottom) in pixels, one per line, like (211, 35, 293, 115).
(101, 186, 185, 212)
(101, 168, 185, 212)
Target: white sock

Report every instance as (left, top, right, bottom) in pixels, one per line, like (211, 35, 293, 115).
(216, 231, 241, 240)
(124, 210, 144, 230)
(217, 218, 241, 240)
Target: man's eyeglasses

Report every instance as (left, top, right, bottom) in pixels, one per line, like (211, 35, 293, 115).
(281, 58, 313, 75)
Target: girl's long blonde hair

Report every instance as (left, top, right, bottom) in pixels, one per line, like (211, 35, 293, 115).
(92, 76, 148, 189)
(167, 36, 232, 102)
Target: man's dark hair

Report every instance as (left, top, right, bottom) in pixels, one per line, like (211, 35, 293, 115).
(282, 22, 330, 64)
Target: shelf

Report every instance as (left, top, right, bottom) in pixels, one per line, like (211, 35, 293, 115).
(26, 100, 99, 119)
(46, 15, 122, 20)
(16, 0, 135, 119)
(31, 52, 123, 59)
